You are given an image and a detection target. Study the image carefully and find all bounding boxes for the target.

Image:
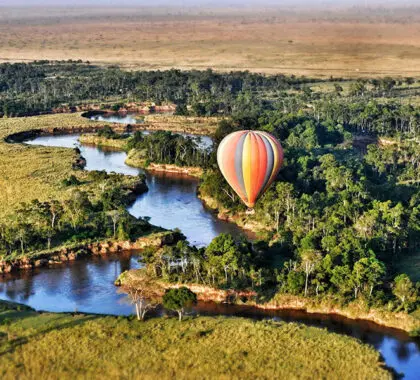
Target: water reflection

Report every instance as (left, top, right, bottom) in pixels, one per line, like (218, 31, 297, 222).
(128, 171, 252, 247)
(0, 254, 141, 315)
(1, 257, 419, 378)
(26, 134, 250, 246)
(90, 112, 144, 125)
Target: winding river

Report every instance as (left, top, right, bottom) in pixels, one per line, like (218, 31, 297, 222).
(0, 130, 419, 377)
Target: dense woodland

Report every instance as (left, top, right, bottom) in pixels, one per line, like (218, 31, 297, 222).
(0, 61, 419, 312)
(0, 170, 150, 256)
(126, 130, 212, 168)
(0, 61, 312, 117)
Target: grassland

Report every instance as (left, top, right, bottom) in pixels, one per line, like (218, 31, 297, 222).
(0, 113, 114, 219)
(0, 300, 390, 379)
(0, 7, 419, 78)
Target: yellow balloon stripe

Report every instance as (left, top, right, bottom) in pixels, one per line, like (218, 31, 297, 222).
(242, 133, 252, 205)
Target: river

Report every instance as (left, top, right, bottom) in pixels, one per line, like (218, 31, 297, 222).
(0, 132, 419, 377)
(88, 111, 213, 150)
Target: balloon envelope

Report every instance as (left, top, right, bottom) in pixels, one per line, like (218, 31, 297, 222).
(217, 130, 283, 208)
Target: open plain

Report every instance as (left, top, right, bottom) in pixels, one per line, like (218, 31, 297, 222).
(0, 6, 419, 78)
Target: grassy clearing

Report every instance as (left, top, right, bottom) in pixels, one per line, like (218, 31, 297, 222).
(79, 134, 129, 150)
(0, 113, 109, 218)
(0, 301, 390, 379)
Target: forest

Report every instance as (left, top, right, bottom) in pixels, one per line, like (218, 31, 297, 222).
(0, 60, 313, 117)
(0, 170, 150, 257)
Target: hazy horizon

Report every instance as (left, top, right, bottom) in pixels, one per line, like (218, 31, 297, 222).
(1, 0, 420, 8)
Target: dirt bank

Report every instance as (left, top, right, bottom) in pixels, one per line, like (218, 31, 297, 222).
(0, 231, 183, 274)
(116, 269, 420, 334)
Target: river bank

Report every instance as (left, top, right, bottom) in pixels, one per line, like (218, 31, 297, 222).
(84, 110, 220, 136)
(116, 269, 420, 335)
(6, 101, 176, 117)
(197, 193, 271, 235)
(78, 134, 206, 178)
(142, 114, 220, 135)
(125, 149, 204, 178)
(0, 231, 183, 274)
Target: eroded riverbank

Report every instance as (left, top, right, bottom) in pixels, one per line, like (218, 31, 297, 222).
(0, 231, 181, 274)
(116, 269, 420, 335)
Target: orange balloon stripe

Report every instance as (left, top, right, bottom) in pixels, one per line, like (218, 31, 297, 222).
(246, 133, 260, 206)
(247, 133, 259, 206)
(242, 133, 253, 205)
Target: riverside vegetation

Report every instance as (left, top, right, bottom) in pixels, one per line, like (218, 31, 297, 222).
(0, 62, 419, 332)
(0, 300, 391, 379)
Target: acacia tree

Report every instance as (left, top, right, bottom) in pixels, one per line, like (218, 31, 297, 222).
(163, 287, 197, 321)
(122, 271, 162, 321)
(63, 190, 91, 231)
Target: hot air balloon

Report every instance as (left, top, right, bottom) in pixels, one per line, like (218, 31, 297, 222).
(217, 130, 283, 209)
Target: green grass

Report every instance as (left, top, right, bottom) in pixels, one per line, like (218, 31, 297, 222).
(0, 302, 390, 379)
(0, 113, 113, 219)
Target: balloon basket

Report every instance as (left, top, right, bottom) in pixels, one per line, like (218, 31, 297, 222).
(246, 208, 255, 215)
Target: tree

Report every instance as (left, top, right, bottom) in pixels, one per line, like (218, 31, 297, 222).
(163, 287, 197, 321)
(204, 234, 249, 285)
(330, 265, 353, 297)
(352, 255, 385, 298)
(286, 270, 305, 295)
(349, 80, 367, 97)
(63, 190, 91, 231)
(107, 209, 122, 238)
(334, 83, 343, 95)
(300, 249, 322, 297)
(122, 271, 162, 321)
(392, 274, 418, 312)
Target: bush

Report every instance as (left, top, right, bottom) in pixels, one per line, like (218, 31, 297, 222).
(62, 175, 80, 187)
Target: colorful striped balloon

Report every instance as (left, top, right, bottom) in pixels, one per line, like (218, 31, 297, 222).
(217, 130, 284, 209)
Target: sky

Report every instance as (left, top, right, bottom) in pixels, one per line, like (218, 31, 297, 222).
(0, 0, 419, 7)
